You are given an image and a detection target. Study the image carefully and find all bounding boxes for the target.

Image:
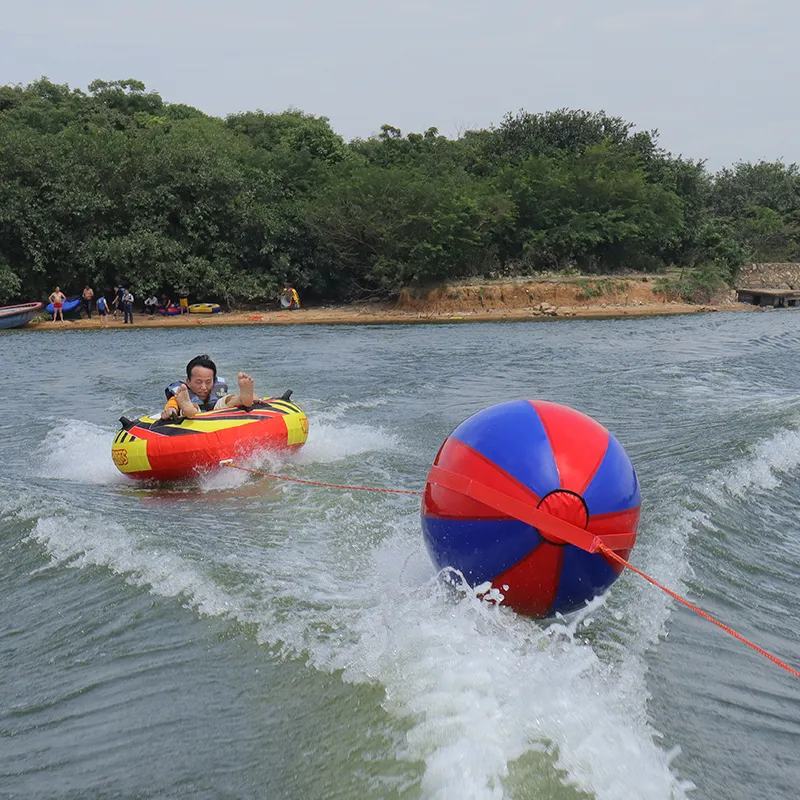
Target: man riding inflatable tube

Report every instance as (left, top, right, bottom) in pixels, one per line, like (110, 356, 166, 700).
(162, 355, 256, 419)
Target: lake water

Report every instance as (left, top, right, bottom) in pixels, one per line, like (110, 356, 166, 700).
(2, 312, 799, 799)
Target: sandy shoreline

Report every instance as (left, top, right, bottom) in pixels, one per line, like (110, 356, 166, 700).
(20, 301, 749, 331)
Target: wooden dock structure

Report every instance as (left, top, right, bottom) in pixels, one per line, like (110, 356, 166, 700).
(736, 288, 800, 308)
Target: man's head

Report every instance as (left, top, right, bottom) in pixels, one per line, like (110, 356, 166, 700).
(185, 355, 217, 401)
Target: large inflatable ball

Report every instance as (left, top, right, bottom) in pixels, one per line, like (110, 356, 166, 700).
(421, 400, 640, 617)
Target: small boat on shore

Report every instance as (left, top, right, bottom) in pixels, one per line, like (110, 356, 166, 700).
(0, 302, 43, 330)
(111, 397, 308, 481)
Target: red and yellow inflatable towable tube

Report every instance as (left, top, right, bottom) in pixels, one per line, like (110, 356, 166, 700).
(111, 397, 308, 481)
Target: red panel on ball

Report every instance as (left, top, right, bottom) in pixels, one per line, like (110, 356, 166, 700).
(531, 401, 610, 494)
(490, 542, 564, 617)
(424, 436, 542, 520)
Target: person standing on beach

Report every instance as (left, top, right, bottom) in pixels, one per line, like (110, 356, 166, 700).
(112, 285, 125, 320)
(122, 288, 135, 324)
(49, 287, 66, 322)
(96, 294, 110, 326)
(81, 285, 94, 319)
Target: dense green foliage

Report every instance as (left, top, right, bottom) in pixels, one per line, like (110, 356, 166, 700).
(1, 78, 799, 305)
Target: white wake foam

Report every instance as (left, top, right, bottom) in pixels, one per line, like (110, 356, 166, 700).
(704, 426, 800, 500)
(35, 419, 126, 485)
(21, 497, 694, 800)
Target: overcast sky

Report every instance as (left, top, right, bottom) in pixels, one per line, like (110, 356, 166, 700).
(3, 0, 798, 170)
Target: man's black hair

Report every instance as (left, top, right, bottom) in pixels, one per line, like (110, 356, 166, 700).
(186, 354, 217, 379)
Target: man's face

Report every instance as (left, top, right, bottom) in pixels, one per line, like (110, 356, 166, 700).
(186, 366, 215, 401)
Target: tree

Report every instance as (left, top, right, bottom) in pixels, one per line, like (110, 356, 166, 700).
(349, 125, 466, 175)
(0, 262, 21, 303)
(483, 109, 660, 167)
(226, 109, 346, 196)
(710, 161, 800, 264)
(649, 157, 713, 266)
(305, 163, 497, 299)
(499, 144, 682, 271)
(712, 161, 800, 217)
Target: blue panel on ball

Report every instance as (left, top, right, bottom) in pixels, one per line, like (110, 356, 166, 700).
(450, 400, 560, 499)
(582, 434, 641, 515)
(421, 516, 540, 586)
(551, 546, 620, 614)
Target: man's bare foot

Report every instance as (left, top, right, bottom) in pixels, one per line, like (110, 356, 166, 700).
(237, 372, 255, 406)
(174, 384, 190, 406)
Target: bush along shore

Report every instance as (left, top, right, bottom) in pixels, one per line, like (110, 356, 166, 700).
(2, 77, 799, 310)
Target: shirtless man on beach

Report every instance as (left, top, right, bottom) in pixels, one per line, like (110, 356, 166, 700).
(161, 355, 256, 419)
(49, 287, 66, 321)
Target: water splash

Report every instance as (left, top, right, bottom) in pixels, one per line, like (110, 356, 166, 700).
(704, 425, 800, 500)
(35, 419, 125, 485)
(21, 497, 694, 800)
